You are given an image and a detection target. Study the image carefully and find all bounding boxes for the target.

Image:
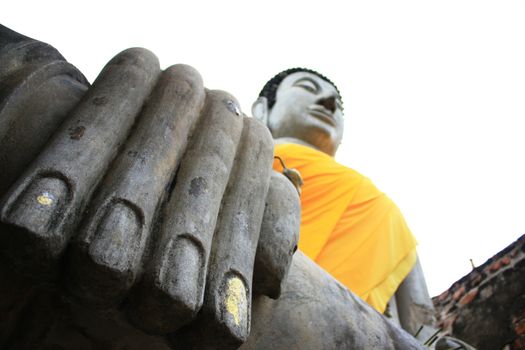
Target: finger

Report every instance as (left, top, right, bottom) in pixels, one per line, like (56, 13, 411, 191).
(253, 171, 301, 299)
(0, 25, 89, 196)
(128, 90, 244, 333)
(0, 48, 160, 279)
(176, 116, 274, 348)
(65, 64, 205, 306)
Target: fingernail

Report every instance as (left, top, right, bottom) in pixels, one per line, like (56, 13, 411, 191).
(159, 237, 203, 312)
(221, 274, 248, 337)
(88, 201, 141, 277)
(5, 176, 69, 237)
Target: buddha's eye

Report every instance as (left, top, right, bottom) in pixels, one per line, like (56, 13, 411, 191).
(294, 79, 319, 94)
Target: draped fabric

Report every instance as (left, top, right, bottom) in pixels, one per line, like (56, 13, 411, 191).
(273, 143, 417, 313)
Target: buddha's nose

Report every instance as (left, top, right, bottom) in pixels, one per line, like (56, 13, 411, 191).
(317, 96, 337, 113)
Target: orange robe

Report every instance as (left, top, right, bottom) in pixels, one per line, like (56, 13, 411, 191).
(273, 143, 417, 313)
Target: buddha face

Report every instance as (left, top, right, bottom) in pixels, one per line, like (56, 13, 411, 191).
(267, 72, 344, 156)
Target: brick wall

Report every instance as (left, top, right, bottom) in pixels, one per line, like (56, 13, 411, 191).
(433, 234, 525, 350)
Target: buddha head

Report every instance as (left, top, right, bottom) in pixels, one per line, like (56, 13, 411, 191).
(252, 68, 344, 156)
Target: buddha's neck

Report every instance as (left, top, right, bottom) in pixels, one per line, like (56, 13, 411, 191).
(273, 137, 319, 150)
(273, 137, 336, 157)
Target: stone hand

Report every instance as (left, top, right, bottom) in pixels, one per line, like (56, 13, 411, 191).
(0, 27, 300, 348)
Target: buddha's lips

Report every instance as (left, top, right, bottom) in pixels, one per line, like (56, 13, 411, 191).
(308, 106, 335, 126)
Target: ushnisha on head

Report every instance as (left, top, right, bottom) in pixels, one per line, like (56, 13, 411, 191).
(252, 68, 344, 157)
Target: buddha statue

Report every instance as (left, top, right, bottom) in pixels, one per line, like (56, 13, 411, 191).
(0, 24, 471, 349)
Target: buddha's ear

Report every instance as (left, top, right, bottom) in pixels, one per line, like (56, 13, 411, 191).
(252, 96, 269, 125)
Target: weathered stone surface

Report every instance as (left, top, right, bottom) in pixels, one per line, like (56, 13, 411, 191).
(128, 90, 246, 334)
(0, 261, 172, 350)
(253, 171, 301, 299)
(0, 250, 425, 350)
(0, 24, 89, 196)
(65, 64, 205, 308)
(241, 252, 424, 350)
(395, 257, 437, 339)
(0, 46, 161, 279)
(170, 116, 275, 348)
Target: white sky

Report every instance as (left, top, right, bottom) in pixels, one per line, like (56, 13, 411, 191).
(3, 0, 525, 296)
